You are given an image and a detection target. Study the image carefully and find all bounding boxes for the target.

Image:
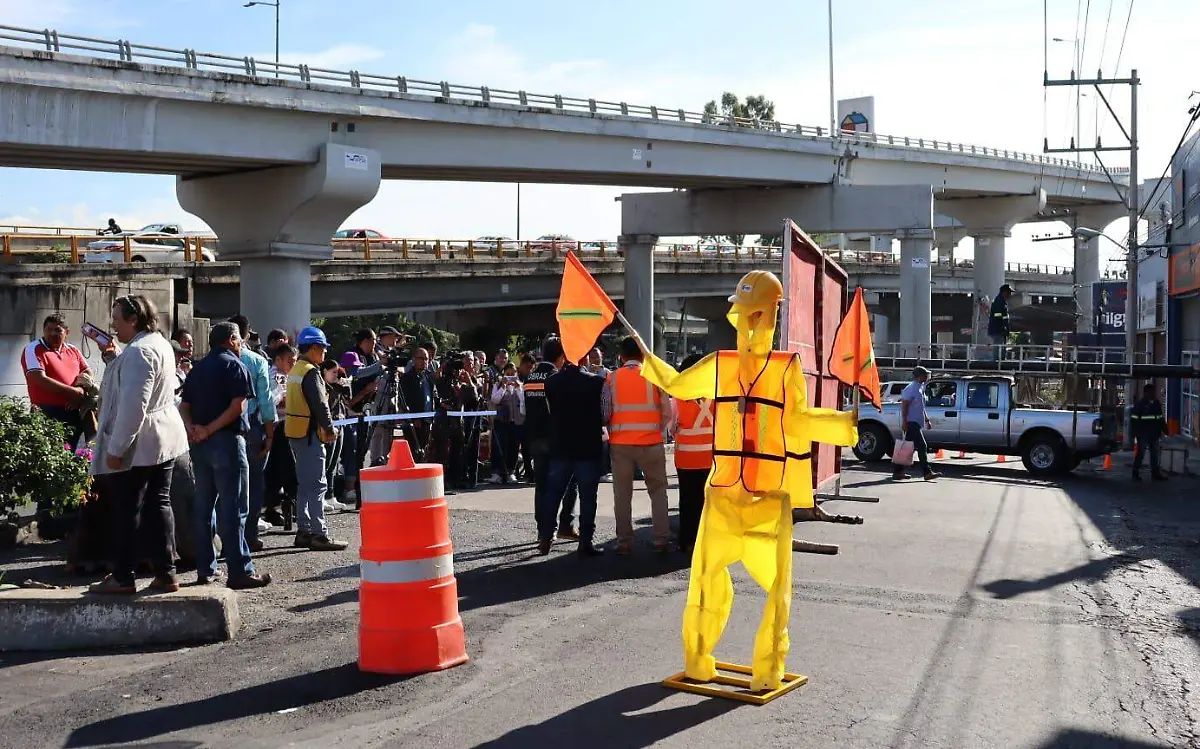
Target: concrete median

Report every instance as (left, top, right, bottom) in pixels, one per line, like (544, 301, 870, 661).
(0, 587, 240, 651)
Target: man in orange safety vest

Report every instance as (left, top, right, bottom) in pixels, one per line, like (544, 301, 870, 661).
(670, 352, 713, 556)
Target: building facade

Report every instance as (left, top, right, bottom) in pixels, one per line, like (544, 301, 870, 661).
(1168, 131, 1200, 437)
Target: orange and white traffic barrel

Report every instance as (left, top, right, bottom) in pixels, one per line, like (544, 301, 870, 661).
(357, 438, 468, 675)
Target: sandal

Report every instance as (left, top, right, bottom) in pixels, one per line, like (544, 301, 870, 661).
(88, 575, 136, 595)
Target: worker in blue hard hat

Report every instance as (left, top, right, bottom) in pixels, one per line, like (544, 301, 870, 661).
(284, 326, 348, 551)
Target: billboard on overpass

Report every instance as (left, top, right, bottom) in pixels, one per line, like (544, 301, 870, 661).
(837, 97, 875, 134)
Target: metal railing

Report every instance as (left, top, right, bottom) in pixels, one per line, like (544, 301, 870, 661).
(1, 233, 209, 264)
(874, 342, 1147, 370)
(0, 224, 99, 235)
(1185, 351, 1199, 440)
(827, 250, 1073, 276)
(0, 23, 1125, 176)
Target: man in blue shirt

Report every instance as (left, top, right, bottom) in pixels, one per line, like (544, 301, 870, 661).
(228, 315, 275, 552)
(894, 366, 939, 482)
(179, 321, 271, 589)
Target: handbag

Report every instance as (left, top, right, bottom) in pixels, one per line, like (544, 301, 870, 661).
(892, 439, 915, 466)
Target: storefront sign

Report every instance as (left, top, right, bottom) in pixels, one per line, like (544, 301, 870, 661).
(1137, 279, 1158, 330)
(1169, 243, 1200, 296)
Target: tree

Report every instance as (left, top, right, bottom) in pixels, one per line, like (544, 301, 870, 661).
(311, 314, 458, 358)
(703, 92, 776, 124)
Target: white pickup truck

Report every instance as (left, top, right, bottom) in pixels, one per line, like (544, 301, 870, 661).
(852, 375, 1120, 476)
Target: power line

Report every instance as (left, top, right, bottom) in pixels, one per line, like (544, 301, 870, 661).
(1097, 0, 1135, 144)
(1097, 0, 1115, 70)
(1133, 106, 1200, 232)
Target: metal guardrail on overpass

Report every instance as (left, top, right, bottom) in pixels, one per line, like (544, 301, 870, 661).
(0, 24, 1124, 176)
(0, 233, 1112, 281)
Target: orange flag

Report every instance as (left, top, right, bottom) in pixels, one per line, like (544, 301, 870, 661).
(556, 252, 618, 363)
(828, 287, 882, 409)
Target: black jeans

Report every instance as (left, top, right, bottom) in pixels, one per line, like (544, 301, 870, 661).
(895, 422, 932, 477)
(40, 404, 84, 449)
(264, 421, 296, 511)
(676, 467, 709, 551)
(110, 460, 176, 586)
(1132, 435, 1162, 476)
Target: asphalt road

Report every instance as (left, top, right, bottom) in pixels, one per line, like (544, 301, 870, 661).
(1, 457, 1197, 749)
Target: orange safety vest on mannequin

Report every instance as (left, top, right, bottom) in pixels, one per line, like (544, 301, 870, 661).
(710, 350, 808, 492)
(607, 363, 664, 446)
(674, 399, 714, 470)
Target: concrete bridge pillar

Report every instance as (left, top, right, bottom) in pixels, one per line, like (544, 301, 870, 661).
(619, 234, 658, 350)
(177, 143, 382, 335)
(936, 236, 957, 264)
(898, 228, 933, 354)
(938, 191, 1047, 345)
(1070, 204, 1127, 334)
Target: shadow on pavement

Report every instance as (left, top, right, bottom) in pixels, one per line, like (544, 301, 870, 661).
(845, 461, 1060, 489)
(980, 554, 1141, 599)
(64, 662, 402, 748)
(1032, 727, 1173, 748)
(456, 527, 690, 613)
(472, 682, 739, 749)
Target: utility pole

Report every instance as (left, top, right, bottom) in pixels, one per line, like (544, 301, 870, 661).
(1044, 67, 1140, 441)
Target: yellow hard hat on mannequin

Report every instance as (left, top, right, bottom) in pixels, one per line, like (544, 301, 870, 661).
(728, 270, 784, 306)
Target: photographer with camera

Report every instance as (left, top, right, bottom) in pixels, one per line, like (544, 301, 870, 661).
(488, 362, 524, 484)
(399, 346, 437, 460)
(432, 350, 482, 491)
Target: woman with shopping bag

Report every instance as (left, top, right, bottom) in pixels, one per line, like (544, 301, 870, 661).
(892, 366, 940, 481)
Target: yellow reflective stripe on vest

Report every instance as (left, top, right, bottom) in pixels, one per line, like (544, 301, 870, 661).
(360, 555, 454, 584)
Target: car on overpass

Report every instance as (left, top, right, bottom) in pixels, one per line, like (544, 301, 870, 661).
(333, 228, 387, 240)
(84, 231, 215, 263)
(529, 234, 577, 252)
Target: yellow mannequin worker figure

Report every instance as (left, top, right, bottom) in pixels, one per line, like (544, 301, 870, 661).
(638, 270, 858, 693)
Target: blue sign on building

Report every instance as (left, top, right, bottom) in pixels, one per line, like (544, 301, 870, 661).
(1093, 281, 1127, 335)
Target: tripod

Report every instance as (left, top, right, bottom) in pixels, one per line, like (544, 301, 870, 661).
(363, 362, 431, 469)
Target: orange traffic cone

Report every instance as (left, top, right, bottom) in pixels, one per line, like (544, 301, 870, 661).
(1102, 454, 1113, 470)
(997, 454, 1006, 464)
(936, 449, 945, 459)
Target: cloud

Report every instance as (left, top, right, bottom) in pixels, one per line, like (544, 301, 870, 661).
(2, 0, 76, 28)
(255, 44, 387, 71)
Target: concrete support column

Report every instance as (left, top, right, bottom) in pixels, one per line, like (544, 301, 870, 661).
(936, 237, 956, 264)
(619, 234, 658, 350)
(971, 232, 1008, 344)
(898, 228, 933, 354)
(1074, 233, 1101, 333)
(177, 143, 382, 336)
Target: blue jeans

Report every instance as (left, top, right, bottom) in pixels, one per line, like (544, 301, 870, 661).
(290, 436, 328, 536)
(244, 421, 267, 546)
(541, 459, 601, 544)
(191, 431, 255, 580)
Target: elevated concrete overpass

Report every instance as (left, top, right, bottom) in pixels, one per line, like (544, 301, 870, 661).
(0, 24, 1127, 348)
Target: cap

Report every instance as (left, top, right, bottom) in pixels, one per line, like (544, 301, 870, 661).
(999, 283, 1015, 293)
(247, 329, 260, 340)
(378, 326, 400, 337)
(913, 365, 931, 377)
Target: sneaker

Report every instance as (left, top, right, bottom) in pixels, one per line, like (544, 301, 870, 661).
(488, 473, 503, 484)
(557, 526, 580, 541)
(257, 518, 271, 534)
(923, 472, 941, 481)
(293, 531, 313, 549)
(308, 534, 349, 552)
(599, 474, 613, 483)
(506, 473, 518, 484)
(248, 538, 265, 553)
(326, 499, 354, 512)
(344, 488, 358, 502)
(537, 539, 552, 556)
(263, 508, 285, 527)
(892, 472, 911, 481)
(148, 574, 180, 593)
(228, 573, 272, 590)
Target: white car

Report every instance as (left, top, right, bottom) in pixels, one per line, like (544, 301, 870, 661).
(84, 232, 215, 263)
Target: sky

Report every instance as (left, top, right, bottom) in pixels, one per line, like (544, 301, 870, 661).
(1, 0, 1198, 269)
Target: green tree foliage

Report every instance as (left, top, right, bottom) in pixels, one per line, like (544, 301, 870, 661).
(312, 314, 459, 358)
(0, 397, 89, 519)
(703, 92, 776, 123)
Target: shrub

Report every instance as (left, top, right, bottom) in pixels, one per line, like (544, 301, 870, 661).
(0, 396, 89, 521)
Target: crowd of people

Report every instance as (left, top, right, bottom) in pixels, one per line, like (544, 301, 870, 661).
(22, 300, 716, 590)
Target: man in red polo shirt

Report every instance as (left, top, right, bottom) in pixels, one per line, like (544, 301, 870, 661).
(22, 313, 89, 447)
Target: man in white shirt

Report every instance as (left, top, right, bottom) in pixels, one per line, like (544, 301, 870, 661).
(895, 366, 939, 481)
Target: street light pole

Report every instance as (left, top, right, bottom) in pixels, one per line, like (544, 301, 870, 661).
(827, 0, 836, 136)
(244, 0, 281, 78)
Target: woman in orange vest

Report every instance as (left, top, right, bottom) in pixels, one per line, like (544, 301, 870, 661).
(670, 352, 713, 555)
